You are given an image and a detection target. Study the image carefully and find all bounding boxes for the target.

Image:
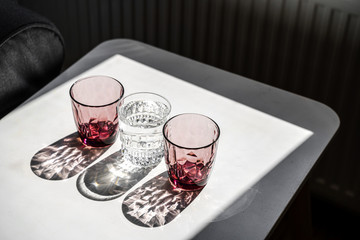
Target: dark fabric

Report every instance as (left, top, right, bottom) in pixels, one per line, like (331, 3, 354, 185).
(0, 0, 65, 118)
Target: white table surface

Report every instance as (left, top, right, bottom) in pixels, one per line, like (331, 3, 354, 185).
(0, 55, 313, 240)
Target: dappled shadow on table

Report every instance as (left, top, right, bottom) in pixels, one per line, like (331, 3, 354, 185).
(77, 151, 157, 201)
(31, 132, 109, 180)
(122, 171, 202, 228)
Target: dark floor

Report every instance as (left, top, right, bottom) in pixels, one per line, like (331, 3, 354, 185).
(311, 196, 360, 240)
(268, 189, 360, 240)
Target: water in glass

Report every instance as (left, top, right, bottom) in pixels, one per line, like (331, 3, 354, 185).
(119, 99, 170, 166)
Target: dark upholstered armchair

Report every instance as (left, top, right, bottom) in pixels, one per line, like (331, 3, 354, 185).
(0, 0, 64, 119)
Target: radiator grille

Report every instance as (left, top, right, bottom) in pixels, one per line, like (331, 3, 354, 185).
(19, 0, 360, 211)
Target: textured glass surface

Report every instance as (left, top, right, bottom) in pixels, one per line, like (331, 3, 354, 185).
(70, 76, 124, 147)
(119, 92, 171, 166)
(163, 113, 220, 191)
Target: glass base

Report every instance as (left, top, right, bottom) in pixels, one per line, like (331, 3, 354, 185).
(80, 136, 116, 147)
(168, 177, 206, 191)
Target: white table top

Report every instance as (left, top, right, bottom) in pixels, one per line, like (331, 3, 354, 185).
(0, 55, 313, 240)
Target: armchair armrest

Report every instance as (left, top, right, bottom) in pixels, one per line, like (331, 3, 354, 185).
(0, 0, 64, 118)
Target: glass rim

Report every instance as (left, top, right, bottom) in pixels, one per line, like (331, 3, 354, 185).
(121, 91, 171, 107)
(69, 75, 125, 108)
(162, 113, 220, 150)
(120, 91, 172, 116)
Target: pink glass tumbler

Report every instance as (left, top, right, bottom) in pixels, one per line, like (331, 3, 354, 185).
(70, 76, 124, 147)
(163, 113, 220, 191)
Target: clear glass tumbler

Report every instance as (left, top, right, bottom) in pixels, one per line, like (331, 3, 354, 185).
(119, 92, 171, 166)
(163, 113, 220, 191)
(70, 76, 124, 147)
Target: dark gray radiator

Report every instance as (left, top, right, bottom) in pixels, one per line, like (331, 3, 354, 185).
(19, 0, 360, 212)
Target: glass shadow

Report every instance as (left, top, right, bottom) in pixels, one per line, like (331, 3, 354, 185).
(122, 171, 202, 228)
(77, 151, 157, 201)
(31, 132, 109, 180)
